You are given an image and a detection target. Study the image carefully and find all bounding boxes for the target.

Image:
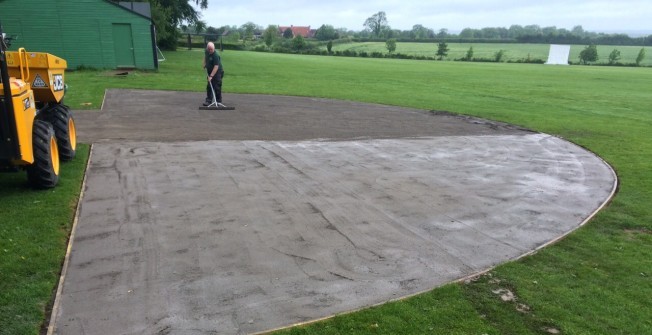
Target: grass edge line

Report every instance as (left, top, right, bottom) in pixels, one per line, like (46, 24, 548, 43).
(44, 143, 94, 335)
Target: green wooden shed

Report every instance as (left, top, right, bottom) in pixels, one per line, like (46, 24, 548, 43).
(0, 0, 158, 70)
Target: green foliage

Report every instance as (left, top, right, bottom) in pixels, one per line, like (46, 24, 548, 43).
(579, 44, 599, 64)
(608, 49, 621, 64)
(385, 38, 397, 53)
(292, 35, 306, 51)
(263, 25, 278, 48)
(225, 31, 240, 43)
(465, 46, 474, 61)
(150, 0, 208, 50)
(411, 24, 434, 39)
(436, 42, 449, 60)
(636, 48, 646, 66)
(364, 11, 389, 37)
(283, 28, 294, 39)
(494, 49, 506, 62)
(326, 40, 333, 54)
(205, 26, 221, 36)
(150, 3, 175, 49)
(241, 22, 257, 41)
(315, 25, 339, 41)
(192, 20, 207, 34)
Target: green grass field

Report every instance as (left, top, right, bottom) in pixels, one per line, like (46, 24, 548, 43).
(0, 146, 89, 335)
(2, 50, 651, 334)
(327, 42, 651, 65)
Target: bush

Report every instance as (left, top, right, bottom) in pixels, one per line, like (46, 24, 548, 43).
(454, 57, 496, 63)
(494, 49, 506, 62)
(385, 38, 397, 53)
(579, 44, 599, 64)
(508, 58, 545, 64)
(252, 45, 268, 52)
(635, 48, 646, 66)
(608, 49, 621, 65)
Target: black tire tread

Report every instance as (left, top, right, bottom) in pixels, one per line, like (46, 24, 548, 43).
(27, 120, 59, 189)
(46, 104, 76, 161)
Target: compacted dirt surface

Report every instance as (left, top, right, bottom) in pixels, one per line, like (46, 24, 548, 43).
(50, 89, 616, 334)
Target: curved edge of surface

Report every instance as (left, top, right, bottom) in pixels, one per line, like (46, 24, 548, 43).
(253, 134, 619, 335)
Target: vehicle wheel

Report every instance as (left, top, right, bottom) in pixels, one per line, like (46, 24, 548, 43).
(46, 104, 76, 161)
(27, 120, 60, 189)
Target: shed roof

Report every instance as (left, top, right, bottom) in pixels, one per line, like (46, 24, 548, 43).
(117, 1, 152, 18)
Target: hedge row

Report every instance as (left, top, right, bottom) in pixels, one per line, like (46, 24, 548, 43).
(352, 38, 519, 44)
(180, 41, 247, 50)
(251, 46, 546, 64)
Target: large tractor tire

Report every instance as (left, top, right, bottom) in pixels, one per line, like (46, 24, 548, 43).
(45, 104, 76, 161)
(27, 120, 60, 189)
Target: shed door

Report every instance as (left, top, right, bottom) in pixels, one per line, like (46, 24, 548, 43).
(112, 23, 135, 68)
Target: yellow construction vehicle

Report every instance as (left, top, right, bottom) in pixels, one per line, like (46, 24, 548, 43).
(0, 24, 76, 188)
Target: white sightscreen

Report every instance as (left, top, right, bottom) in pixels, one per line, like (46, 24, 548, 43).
(546, 44, 571, 65)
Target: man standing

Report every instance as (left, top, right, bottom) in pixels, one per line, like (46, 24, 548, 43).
(202, 41, 224, 106)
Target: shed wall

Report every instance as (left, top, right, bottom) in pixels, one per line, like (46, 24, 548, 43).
(0, 0, 156, 69)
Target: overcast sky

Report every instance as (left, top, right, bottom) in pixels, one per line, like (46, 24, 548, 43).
(196, 0, 651, 35)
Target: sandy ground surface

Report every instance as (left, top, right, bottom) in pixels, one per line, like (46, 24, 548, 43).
(50, 89, 616, 334)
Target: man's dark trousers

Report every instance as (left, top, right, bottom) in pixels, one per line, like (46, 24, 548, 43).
(206, 72, 223, 103)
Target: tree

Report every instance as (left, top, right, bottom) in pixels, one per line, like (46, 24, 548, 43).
(385, 38, 397, 53)
(572, 25, 585, 37)
(635, 48, 646, 66)
(579, 44, 598, 64)
(436, 42, 449, 60)
(150, 3, 175, 49)
(481, 27, 501, 39)
(292, 35, 306, 51)
(283, 28, 294, 39)
(494, 49, 506, 62)
(465, 46, 474, 61)
(336, 27, 351, 39)
(150, 0, 208, 49)
(263, 25, 278, 48)
(381, 27, 397, 39)
(608, 49, 621, 65)
(459, 28, 475, 39)
(436, 28, 448, 38)
(508, 25, 525, 38)
(364, 11, 389, 37)
(205, 26, 221, 36)
(225, 31, 240, 43)
(315, 24, 339, 41)
(240, 22, 257, 41)
(326, 40, 333, 54)
(542, 26, 558, 37)
(192, 20, 207, 34)
(524, 24, 542, 36)
(411, 24, 433, 39)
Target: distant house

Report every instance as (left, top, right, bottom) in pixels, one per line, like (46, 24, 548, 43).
(278, 25, 315, 38)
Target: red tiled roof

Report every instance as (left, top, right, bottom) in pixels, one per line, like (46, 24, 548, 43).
(278, 25, 313, 38)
